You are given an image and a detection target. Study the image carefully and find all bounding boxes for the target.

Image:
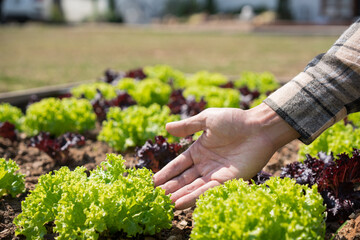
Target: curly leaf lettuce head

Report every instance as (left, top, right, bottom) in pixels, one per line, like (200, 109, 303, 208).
(71, 82, 117, 100)
(14, 154, 174, 239)
(185, 71, 228, 87)
(116, 77, 137, 91)
(0, 158, 25, 198)
(184, 85, 240, 108)
(0, 103, 24, 129)
(347, 112, 360, 127)
(235, 71, 279, 94)
(298, 121, 360, 158)
(143, 64, 187, 88)
(116, 78, 171, 107)
(132, 78, 172, 107)
(22, 97, 96, 136)
(99, 104, 180, 151)
(191, 177, 326, 240)
(250, 93, 267, 108)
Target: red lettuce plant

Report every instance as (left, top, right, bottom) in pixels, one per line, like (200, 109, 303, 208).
(167, 89, 206, 119)
(91, 91, 137, 122)
(101, 69, 121, 84)
(250, 171, 272, 185)
(29, 132, 86, 165)
(0, 121, 17, 141)
(238, 86, 261, 109)
(219, 82, 262, 109)
(124, 67, 147, 80)
(135, 135, 192, 173)
(281, 150, 360, 222)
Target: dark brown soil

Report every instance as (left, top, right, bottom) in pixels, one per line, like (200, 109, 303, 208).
(0, 137, 357, 239)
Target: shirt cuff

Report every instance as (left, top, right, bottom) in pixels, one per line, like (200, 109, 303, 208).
(263, 72, 347, 145)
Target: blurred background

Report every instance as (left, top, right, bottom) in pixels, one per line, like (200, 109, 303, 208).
(0, 0, 358, 93)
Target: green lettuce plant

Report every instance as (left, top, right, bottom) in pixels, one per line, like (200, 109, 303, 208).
(98, 104, 180, 151)
(116, 77, 136, 91)
(22, 97, 96, 136)
(235, 71, 279, 94)
(71, 82, 117, 100)
(116, 78, 172, 107)
(0, 103, 24, 129)
(298, 121, 360, 158)
(191, 177, 326, 240)
(347, 112, 360, 127)
(185, 70, 228, 87)
(183, 86, 240, 108)
(143, 64, 187, 88)
(0, 158, 25, 198)
(14, 154, 174, 239)
(250, 94, 268, 108)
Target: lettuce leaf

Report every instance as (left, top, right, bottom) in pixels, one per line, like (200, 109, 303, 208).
(14, 154, 174, 239)
(116, 78, 171, 107)
(22, 97, 96, 136)
(71, 82, 117, 100)
(299, 121, 360, 158)
(98, 104, 180, 151)
(0, 158, 25, 198)
(191, 177, 326, 240)
(143, 64, 187, 88)
(183, 85, 240, 108)
(0, 103, 24, 130)
(185, 71, 228, 87)
(235, 71, 279, 94)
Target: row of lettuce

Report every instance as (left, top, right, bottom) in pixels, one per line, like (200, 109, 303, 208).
(1, 154, 326, 240)
(1, 65, 360, 239)
(0, 65, 279, 152)
(2, 148, 359, 239)
(1, 65, 360, 156)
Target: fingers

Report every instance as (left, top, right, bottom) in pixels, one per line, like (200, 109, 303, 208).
(159, 166, 200, 195)
(166, 112, 205, 137)
(172, 179, 221, 210)
(153, 150, 193, 187)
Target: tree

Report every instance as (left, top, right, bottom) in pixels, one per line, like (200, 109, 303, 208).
(51, 0, 65, 23)
(107, 0, 122, 22)
(277, 0, 292, 20)
(204, 0, 217, 15)
(0, 0, 4, 22)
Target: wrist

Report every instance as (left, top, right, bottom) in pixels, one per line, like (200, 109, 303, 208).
(247, 103, 300, 151)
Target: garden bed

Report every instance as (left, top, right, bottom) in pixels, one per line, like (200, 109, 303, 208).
(1, 66, 360, 239)
(1, 136, 358, 239)
(0, 133, 288, 240)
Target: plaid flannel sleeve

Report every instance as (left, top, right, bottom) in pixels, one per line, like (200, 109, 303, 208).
(264, 19, 360, 145)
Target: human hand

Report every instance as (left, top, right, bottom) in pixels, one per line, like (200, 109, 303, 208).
(153, 103, 300, 209)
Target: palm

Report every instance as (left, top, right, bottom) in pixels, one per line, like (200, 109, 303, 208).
(153, 108, 269, 209)
(190, 109, 271, 180)
(153, 105, 299, 209)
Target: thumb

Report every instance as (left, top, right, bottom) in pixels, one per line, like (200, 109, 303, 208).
(166, 113, 205, 137)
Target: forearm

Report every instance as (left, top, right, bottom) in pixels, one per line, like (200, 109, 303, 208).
(247, 103, 300, 151)
(264, 18, 360, 144)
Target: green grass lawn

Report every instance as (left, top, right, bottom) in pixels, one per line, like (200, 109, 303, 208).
(0, 23, 337, 93)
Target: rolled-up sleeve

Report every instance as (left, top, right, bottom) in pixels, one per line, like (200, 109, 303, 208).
(264, 18, 360, 145)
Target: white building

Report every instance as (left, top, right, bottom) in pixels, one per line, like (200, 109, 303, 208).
(115, 0, 166, 24)
(215, 0, 278, 12)
(62, 0, 109, 23)
(1, 0, 109, 23)
(1, 0, 359, 24)
(117, 0, 359, 24)
(288, 0, 355, 23)
(215, 0, 357, 23)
